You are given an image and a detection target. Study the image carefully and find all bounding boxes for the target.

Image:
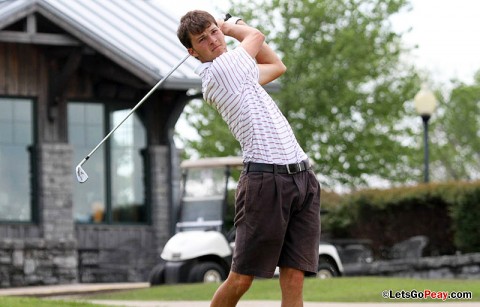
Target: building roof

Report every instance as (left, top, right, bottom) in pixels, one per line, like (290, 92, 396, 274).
(0, 0, 200, 90)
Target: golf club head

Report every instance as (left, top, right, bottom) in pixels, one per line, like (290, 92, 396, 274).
(76, 165, 89, 183)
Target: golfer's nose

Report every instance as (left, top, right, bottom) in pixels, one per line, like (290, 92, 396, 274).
(207, 35, 216, 44)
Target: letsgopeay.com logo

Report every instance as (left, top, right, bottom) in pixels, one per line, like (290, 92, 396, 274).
(382, 289, 473, 301)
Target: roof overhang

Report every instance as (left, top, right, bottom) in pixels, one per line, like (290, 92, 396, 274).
(0, 0, 281, 93)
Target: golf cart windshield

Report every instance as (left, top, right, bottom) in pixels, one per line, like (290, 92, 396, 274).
(175, 157, 243, 233)
(176, 167, 227, 232)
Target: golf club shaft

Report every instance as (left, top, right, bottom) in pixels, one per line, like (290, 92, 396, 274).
(77, 54, 190, 168)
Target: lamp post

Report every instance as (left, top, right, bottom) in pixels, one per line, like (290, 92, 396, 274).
(413, 85, 437, 183)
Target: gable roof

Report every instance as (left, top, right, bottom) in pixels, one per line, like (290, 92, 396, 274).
(0, 0, 200, 90)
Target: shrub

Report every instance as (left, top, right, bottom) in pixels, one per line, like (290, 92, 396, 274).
(321, 181, 480, 257)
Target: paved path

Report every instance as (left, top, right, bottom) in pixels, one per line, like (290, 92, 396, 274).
(79, 301, 480, 307)
(0, 283, 150, 297)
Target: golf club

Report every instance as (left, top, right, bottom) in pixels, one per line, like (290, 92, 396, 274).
(75, 54, 190, 183)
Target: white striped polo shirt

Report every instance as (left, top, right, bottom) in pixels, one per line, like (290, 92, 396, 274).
(195, 46, 307, 164)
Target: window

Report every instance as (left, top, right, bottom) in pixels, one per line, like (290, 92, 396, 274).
(68, 102, 147, 224)
(110, 109, 146, 223)
(0, 98, 34, 222)
(69, 103, 106, 223)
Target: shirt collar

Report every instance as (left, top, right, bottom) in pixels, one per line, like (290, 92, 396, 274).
(194, 62, 212, 76)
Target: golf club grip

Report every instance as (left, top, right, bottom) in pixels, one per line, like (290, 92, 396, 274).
(82, 54, 190, 161)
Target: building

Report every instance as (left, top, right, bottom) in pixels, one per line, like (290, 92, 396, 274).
(0, 0, 201, 287)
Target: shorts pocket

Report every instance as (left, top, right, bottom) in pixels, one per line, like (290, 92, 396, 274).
(234, 173, 247, 226)
(244, 172, 264, 213)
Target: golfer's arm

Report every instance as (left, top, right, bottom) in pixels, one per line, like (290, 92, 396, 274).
(220, 22, 264, 59)
(221, 20, 285, 85)
(236, 19, 287, 85)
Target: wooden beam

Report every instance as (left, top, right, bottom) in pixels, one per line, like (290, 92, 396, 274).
(0, 31, 80, 46)
(26, 14, 36, 34)
(47, 50, 82, 122)
(81, 57, 146, 88)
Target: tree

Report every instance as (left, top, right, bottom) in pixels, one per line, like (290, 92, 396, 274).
(178, 0, 423, 189)
(430, 72, 480, 181)
(179, 98, 242, 159)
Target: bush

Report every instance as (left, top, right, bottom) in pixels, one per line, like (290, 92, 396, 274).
(443, 182, 480, 252)
(321, 181, 480, 257)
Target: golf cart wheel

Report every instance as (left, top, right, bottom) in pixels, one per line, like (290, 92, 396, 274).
(148, 263, 165, 285)
(317, 257, 339, 279)
(188, 262, 226, 283)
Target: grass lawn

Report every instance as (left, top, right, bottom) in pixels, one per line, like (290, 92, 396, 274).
(88, 277, 480, 302)
(1, 277, 479, 306)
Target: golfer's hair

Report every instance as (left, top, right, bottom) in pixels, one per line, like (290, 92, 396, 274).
(178, 10, 217, 49)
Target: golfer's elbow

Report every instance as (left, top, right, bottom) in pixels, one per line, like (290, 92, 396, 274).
(272, 60, 287, 79)
(278, 61, 287, 76)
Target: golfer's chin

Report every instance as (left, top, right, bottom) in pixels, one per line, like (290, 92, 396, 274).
(211, 47, 227, 58)
(198, 48, 227, 63)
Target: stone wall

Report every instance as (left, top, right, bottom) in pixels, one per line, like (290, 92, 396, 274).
(0, 143, 78, 288)
(76, 226, 157, 283)
(0, 238, 77, 287)
(0, 142, 175, 287)
(344, 253, 480, 279)
(39, 143, 75, 241)
(148, 146, 174, 253)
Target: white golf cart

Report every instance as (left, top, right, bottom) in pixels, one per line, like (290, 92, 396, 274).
(149, 157, 343, 284)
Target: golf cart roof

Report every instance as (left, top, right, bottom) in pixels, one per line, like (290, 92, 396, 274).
(180, 156, 244, 169)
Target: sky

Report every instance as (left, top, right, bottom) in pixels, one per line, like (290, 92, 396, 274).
(167, 0, 480, 86)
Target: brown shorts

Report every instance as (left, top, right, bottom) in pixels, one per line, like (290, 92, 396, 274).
(231, 168, 321, 278)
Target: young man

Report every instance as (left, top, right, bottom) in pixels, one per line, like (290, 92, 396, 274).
(177, 10, 321, 307)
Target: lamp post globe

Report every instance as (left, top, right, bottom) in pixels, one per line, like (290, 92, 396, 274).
(413, 85, 437, 183)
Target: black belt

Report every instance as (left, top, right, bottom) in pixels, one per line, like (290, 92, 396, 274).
(244, 160, 310, 174)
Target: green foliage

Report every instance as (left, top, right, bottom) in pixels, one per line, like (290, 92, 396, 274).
(180, 99, 241, 159)
(322, 181, 480, 254)
(430, 74, 480, 181)
(321, 190, 354, 237)
(444, 182, 480, 252)
(178, 0, 424, 188)
(256, 0, 421, 188)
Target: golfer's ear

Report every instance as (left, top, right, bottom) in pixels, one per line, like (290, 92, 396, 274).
(188, 48, 198, 58)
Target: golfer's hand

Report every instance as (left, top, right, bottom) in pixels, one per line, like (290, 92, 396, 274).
(216, 18, 225, 31)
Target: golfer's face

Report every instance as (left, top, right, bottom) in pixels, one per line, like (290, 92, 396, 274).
(189, 23, 227, 62)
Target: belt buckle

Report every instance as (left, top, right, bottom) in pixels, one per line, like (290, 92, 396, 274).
(286, 163, 301, 174)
